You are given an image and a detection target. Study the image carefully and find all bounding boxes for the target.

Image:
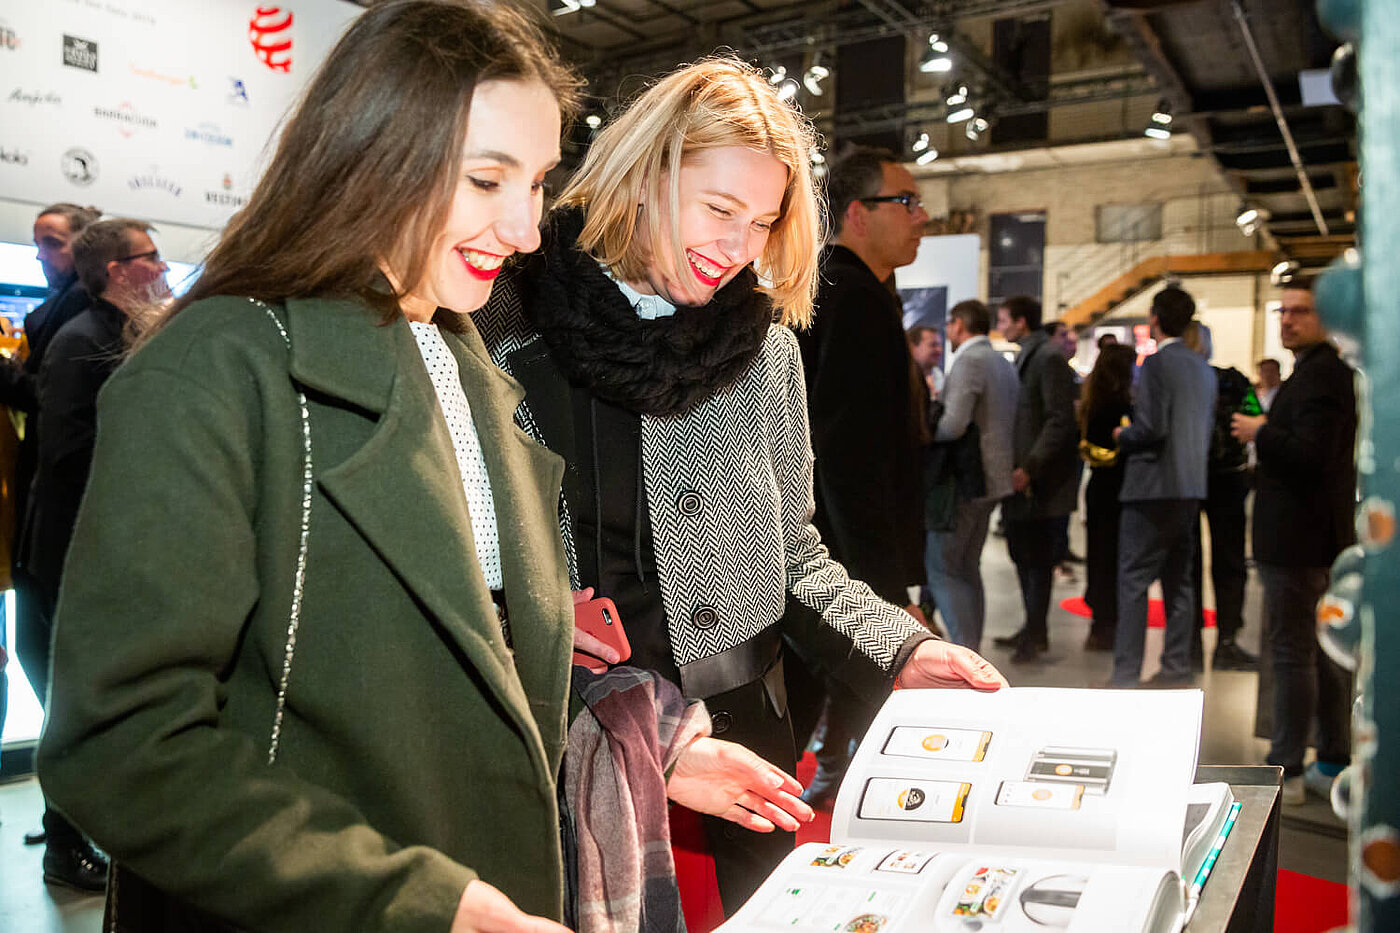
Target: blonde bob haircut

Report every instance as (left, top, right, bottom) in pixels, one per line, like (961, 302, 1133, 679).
(557, 57, 823, 329)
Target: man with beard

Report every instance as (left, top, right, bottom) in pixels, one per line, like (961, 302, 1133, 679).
(0, 203, 101, 885)
(795, 147, 932, 805)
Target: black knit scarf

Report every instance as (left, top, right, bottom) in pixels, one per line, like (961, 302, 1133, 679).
(517, 207, 774, 418)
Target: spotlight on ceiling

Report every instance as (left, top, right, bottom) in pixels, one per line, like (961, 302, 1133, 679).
(965, 116, 989, 141)
(1144, 125, 1171, 140)
(1235, 207, 1270, 237)
(945, 84, 968, 107)
(916, 149, 940, 166)
(912, 132, 930, 153)
(803, 56, 830, 96)
(946, 106, 975, 123)
(919, 34, 953, 74)
(585, 114, 602, 129)
(777, 79, 800, 101)
(768, 65, 787, 85)
(810, 147, 825, 165)
(1270, 259, 1301, 285)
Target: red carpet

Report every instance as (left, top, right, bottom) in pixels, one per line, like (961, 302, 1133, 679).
(677, 754, 1349, 933)
(1060, 594, 1215, 628)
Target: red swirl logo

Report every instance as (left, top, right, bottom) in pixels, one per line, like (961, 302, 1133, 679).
(248, 6, 292, 73)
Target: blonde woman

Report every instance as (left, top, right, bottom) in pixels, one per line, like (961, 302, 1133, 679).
(477, 57, 1007, 911)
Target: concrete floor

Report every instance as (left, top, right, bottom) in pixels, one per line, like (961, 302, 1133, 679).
(0, 516, 1349, 930)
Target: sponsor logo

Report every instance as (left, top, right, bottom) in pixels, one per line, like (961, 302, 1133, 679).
(228, 77, 249, 105)
(62, 35, 98, 72)
(130, 63, 197, 89)
(184, 122, 233, 147)
(206, 172, 247, 208)
(94, 101, 158, 138)
(129, 169, 182, 198)
(8, 88, 63, 107)
(249, 7, 292, 73)
(62, 148, 98, 186)
(0, 147, 28, 166)
(1, 24, 19, 51)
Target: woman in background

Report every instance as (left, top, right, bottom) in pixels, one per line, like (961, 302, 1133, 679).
(1078, 343, 1136, 652)
(478, 57, 1007, 913)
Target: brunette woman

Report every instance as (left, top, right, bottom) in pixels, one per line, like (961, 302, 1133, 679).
(1079, 343, 1136, 651)
(478, 58, 1007, 911)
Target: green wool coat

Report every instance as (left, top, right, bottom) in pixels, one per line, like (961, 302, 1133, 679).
(36, 295, 575, 931)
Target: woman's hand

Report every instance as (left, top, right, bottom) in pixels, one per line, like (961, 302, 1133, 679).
(894, 641, 1009, 691)
(451, 880, 571, 933)
(667, 737, 814, 833)
(570, 587, 619, 673)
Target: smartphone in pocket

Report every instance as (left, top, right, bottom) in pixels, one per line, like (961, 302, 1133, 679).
(572, 596, 631, 669)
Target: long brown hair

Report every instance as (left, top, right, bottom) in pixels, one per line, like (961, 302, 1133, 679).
(1080, 343, 1135, 435)
(165, 0, 579, 330)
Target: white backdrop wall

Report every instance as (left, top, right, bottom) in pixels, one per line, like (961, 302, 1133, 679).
(0, 0, 360, 252)
(895, 234, 981, 310)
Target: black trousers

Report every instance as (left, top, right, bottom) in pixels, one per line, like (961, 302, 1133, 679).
(1193, 469, 1250, 652)
(1083, 470, 1122, 643)
(13, 571, 83, 847)
(699, 659, 799, 914)
(1004, 517, 1059, 643)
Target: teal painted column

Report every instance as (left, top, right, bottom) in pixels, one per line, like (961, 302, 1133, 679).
(1315, 1, 1400, 929)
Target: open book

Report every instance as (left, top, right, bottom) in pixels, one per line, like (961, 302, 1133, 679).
(717, 688, 1237, 933)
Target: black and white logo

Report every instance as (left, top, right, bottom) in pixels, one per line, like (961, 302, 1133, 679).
(62, 148, 98, 186)
(8, 88, 62, 107)
(129, 169, 182, 198)
(62, 35, 98, 72)
(94, 101, 158, 137)
(206, 173, 247, 208)
(0, 147, 28, 166)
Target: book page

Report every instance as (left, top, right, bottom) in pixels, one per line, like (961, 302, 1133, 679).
(829, 688, 1203, 870)
(716, 843, 1182, 933)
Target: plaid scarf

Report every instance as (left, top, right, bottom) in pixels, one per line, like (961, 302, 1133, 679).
(566, 667, 710, 933)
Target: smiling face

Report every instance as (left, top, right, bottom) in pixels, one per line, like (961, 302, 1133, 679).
(394, 79, 561, 320)
(631, 145, 788, 308)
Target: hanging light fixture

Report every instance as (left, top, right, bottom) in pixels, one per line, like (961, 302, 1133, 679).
(965, 116, 989, 141)
(585, 114, 602, 129)
(911, 131, 930, 153)
(777, 78, 800, 101)
(919, 32, 953, 73)
(916, 149, 940, 166)
(946, 106, 975, 123)
(945, 84, 968, 107)
(768, 65, 787, 85)
(803, 54, 830, 96)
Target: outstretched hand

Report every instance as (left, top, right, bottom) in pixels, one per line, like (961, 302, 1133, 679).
(667, 736, 815, 833)
(895, 640, 1010, 690)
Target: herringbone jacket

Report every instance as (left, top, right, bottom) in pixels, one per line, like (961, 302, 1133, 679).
(477, 281, 926, 675)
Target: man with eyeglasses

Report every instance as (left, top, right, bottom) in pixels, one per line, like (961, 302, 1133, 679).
(19, 218, 168, 891)
(793, 146, 933, 807)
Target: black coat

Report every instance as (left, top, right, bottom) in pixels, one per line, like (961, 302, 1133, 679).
(797, 245, 924, 603)
(0, 274, 90, 564)
(25, 297, 125, 592)
(1004, 330, 1080, 520)
(1252, 341, 1357, 567)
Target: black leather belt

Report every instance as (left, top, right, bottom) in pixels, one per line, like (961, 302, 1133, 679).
(679, 623, 783, 707)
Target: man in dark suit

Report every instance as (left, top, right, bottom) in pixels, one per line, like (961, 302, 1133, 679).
(1231, 278, 1355, 805)
(0, 203, 98, 863)
(1109, 285, 1216, 687)
(994, 296, 1079, 664)
(796, 146, 929, 804)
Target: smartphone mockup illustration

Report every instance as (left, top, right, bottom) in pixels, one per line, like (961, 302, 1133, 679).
(858, 778, 971, 823)
(882, 726, 992, 762)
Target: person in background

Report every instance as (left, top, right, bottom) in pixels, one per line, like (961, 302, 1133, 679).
(1044, 320, 1078, 362)
(1232, 278, 1356, 806)
(1182, 321, 1258, 672)
(1256, 357, 1282, 411)
(924, 299, 1019, 652)
(1097, 333, 1119, 351)
(993, 297, 1079, 663)
(908, 324, 945, 398)
(477, 73, 1006, 911)
(796, 145, 941, 814)
(0, 201, 104, 889)
(1109, 286, 1215, 688)
(1077, 343, 1135, 652)
(38, 7, 811, 930)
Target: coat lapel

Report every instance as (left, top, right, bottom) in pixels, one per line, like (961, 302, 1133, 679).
(282, 298, 570, 774)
